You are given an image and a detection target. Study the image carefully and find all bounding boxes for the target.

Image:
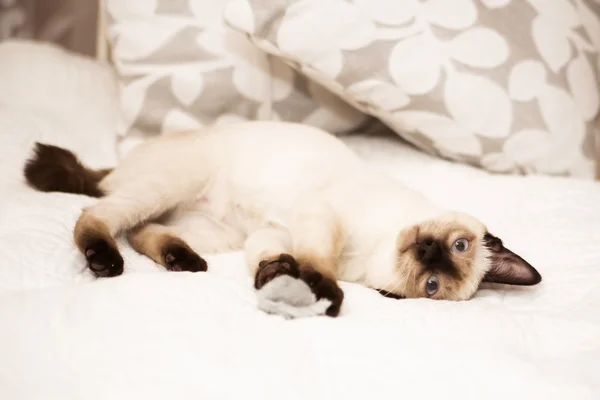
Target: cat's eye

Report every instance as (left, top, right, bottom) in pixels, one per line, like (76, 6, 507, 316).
(426, 275, 439, 296)
(452, 238, 469, 253)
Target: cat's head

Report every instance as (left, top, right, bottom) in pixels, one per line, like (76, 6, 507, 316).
(395, 211, 541, 300)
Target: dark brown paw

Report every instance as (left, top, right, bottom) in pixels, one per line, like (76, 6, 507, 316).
(298, 266, 344, 317)
(85, 239, 124, 278)
(255, 253, 299, 289)
(255, 253, 344, 317)
(162, 243, 207, 272)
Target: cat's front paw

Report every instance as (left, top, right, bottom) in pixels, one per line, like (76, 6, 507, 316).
(255, 254, 344, 318)
(85, 239, 124, 278)
(255, 253, 299, 289)
(298, 265, 344, 317)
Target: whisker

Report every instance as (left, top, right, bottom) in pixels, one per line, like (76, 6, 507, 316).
(374, 278, 404, 299)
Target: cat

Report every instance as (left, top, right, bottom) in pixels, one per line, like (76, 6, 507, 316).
(23, 121, 541, 318)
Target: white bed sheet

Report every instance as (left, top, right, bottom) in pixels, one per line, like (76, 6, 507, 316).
(0, 40, 599, 400)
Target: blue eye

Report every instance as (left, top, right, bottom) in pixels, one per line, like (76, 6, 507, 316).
(452, 238, 469, 253)
(426, 275, 439, 296)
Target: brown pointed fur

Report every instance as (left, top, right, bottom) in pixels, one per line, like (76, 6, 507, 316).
(23, 142, 112, 198)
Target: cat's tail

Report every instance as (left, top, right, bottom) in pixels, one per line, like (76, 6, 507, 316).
(23, 142, 112, 198)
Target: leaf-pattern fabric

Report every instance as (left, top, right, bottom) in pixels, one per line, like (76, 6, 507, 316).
(225, 0, 600, 178)
(105, 0, 369, 143)
(0, 0, 32, 39)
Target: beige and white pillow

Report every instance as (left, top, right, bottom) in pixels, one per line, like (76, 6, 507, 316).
(225, 0, 600, 178)
(105, 0, 369, 142)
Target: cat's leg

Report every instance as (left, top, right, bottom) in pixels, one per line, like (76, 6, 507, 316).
(248, 198, 346, 317)
(244, 225, 292, 279)
(74, 184, 200, 278)
(245, 225, 327, 318)
(127, 223, 207, 272)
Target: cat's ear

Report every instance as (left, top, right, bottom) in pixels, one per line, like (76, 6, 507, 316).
(482, 233, 542, 286)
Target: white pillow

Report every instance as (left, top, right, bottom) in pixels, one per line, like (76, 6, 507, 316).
(0, 40, 119, 178)
(0, 40, 123, 292)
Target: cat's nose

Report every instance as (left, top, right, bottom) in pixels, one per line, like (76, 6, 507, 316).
(419, 239, 442, 263)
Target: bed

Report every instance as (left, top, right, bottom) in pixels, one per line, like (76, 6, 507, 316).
(0, 40, 599, 399)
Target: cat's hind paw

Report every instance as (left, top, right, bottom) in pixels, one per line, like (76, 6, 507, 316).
(85, 239, 124, 278)
(162, 241, 207, 272)
(254, 254, 343, 319)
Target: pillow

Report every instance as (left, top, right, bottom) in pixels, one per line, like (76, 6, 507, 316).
(0, 39, 119, 185)
(104, 0, 369, 142)
(0, 39, 122, 291)
(224, 0, 600, 178)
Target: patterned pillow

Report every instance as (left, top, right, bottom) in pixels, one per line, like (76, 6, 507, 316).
(0, 0, 32, 39)
(224, 0, 600, 178)
(104, 0, 369, 141)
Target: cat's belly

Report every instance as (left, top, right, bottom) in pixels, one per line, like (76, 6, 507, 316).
(174, 180, 269, 255)
(170, 206, 246, 255)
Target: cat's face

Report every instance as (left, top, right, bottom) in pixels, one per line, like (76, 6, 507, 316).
(395, 211, 541, 300)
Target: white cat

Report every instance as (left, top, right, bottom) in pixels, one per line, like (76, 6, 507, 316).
(24, 121, 541, 318)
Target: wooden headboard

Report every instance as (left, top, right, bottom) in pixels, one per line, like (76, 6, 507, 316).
(96, 0, 108, 61)
(594, 113, 600, 181)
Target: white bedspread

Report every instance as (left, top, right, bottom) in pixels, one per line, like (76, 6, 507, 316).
(0, 40, 599, 400)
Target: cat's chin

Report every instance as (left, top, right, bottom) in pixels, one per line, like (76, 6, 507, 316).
(256, 275, 332, 319)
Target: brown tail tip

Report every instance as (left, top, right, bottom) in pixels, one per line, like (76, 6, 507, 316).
(23, 142, 111, 198)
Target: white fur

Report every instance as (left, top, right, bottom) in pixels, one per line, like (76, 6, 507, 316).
(86, 121, 486, 315)
(98, 122, 443, 249)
